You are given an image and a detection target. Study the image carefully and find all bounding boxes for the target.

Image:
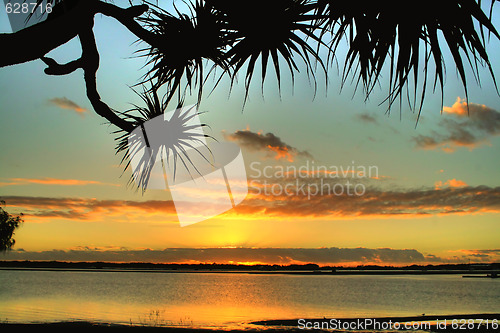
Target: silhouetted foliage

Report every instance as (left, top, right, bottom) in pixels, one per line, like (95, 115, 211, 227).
(1, 0, 498, 189)
(3, 0, 498, 127)
(0, 201, 23, 252)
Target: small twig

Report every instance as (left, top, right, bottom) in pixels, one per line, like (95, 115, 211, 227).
(41, 56, 82, 75)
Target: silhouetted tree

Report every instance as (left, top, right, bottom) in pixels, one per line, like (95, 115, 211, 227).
(1, 0, 498, 184)
(0, 201, 24, 252)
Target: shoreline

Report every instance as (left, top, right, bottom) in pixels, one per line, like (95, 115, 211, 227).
(1, 267, 499, 276)
(1, 314, 499, 332)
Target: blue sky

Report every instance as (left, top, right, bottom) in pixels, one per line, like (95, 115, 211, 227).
(0, 1, 499, 264)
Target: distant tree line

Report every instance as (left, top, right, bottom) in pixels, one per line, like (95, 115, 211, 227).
(0, 261, 498, 272)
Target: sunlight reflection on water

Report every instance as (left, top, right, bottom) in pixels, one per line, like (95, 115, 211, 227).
(0, 270, 499, 328)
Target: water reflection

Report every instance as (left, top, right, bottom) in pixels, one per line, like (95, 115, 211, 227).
(0, 270, 498, 327)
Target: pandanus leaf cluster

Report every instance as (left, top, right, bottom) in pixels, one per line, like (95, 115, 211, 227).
(104, 0, 498, 189)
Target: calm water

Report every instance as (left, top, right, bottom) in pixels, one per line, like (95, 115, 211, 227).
(0, 270, 499, 328)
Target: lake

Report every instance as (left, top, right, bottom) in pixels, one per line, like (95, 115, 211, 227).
(0, 270, 499, 328)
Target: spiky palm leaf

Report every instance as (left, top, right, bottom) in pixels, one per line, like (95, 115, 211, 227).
(137, 0, 233, 105)
(314, 0, 499, 117)
(208, 0, 327, 102)
(115, 85, 214, 193)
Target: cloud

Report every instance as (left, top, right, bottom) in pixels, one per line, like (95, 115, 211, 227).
(414, 97, 500, 152)
(3, 183, 499, 222)
(434, 179, 467, 190)
(448, 249, 500, 262)
(224, 129, 313, 162)
(0, 178, 119, 187)
(48, 97, 87, 114)
(459, 249, 500, 257)
(3, 247, 432, 265)
(7, 246, 500, 265)
(1, 196, 178, 221)
(443, 97, 469, 116)
(238, 184, 500, 219)
(356, 113, 378, 124)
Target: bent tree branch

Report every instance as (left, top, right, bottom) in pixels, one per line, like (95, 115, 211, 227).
(1, 0, 498, 132)
(0, 0, 154, 132)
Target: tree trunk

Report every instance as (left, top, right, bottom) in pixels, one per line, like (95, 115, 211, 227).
(0, 1, 89, 67)
(0, 0, 153, 132)
(0, 0, 154, 68)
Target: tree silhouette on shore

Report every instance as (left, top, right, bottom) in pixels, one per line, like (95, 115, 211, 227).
(0, 201, 23, 252)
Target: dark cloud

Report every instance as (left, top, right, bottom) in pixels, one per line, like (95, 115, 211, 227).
(3, 184, 499, 221)
(9, 247, 500, 264)
(468, 249, 500, 254)
(240, 185, 500, 217)
(1, 196, 177, 220)
(224, 129, 313, 161)
(414, 98, 500, 151)
(356, 113, 378, 124)
(4, 247, 430, 265)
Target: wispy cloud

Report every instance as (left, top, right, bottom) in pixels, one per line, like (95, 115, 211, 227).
(1, 196, 177, 221)
(442, 249, 500, 263)
(48, 97, 87, 115)
(414, 97, 500, 152)
(356, 113, 378, 124)
(238, 184, 500, 219)
(224, 129, 313, 162)
(458, 249, 500, 259)
(3, 184, 499, 222)
(0, 178, 119, 187)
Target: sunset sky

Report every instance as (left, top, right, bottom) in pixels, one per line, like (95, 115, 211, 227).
(1, 1, 499, 265)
